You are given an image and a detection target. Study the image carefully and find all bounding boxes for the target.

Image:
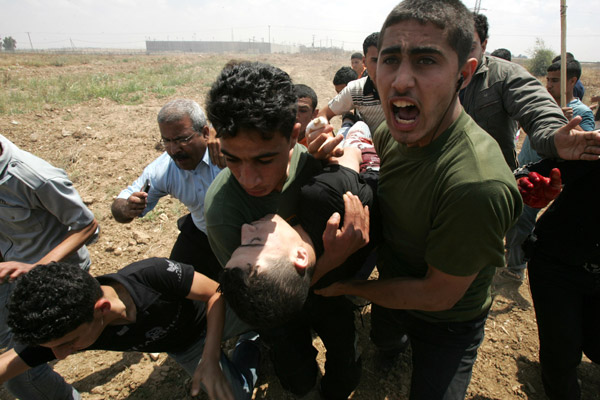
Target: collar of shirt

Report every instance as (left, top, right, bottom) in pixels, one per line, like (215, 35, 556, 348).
(363, 77, 379, 100)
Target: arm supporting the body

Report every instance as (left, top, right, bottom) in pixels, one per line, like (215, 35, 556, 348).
(315, 263, 477, 312)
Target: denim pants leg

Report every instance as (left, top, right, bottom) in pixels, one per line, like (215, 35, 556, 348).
(0, 282, 79, 400)
(528, 255, 600, 400)
(169, 304, 257, 400)
(505, 205, 539, 272)
(406, 310, 488, 400)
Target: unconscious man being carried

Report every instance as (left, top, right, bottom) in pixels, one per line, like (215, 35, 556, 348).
(219, 145, 380, 398)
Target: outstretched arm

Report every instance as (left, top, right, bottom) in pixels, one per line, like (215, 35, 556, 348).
(552, 116, 600, 161)
(187, 273, 234, 400)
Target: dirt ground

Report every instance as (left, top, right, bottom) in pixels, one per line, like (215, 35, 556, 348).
(0, 52, 599, 400)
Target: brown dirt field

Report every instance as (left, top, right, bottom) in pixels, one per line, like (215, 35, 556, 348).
(0, 52, 599, 400)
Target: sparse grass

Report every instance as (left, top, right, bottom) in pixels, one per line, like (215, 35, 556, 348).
(0, 53, 225, 115)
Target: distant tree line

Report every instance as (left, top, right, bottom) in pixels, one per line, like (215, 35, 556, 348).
(1, 36, 17, 51)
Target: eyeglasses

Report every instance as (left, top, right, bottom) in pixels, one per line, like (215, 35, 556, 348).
(160, 132, 197, 146)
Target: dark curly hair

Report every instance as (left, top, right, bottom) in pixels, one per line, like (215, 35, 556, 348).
(7, 262, 103, 345)
(206, 61, 297, 141)
(219, 255, 312, 330)
(473, 13, 489, 43)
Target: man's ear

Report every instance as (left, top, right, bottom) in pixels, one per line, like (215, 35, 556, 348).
(201, 125, 211, 140)
(460, 57, 479, 88)
(481, 38, 488, 55)
(292, 247, 310, 276)
(94, 298, 111, 314)
(312, 108, 319, 119)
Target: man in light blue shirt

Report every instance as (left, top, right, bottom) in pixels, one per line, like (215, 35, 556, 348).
(111, 99, 222, 280)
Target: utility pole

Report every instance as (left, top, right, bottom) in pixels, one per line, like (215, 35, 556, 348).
(560, 0, 567, 107)
(27, 32, 33, 50)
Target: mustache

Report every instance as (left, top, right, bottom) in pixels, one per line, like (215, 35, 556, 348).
(170, 153, 189, 161)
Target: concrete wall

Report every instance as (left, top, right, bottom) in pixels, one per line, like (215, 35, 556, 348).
(145, 41, 299, 54)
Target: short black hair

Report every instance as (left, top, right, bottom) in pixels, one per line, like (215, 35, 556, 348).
(333, 66, 358, 86)
(363, 32, 379, 56)
(491, 48, 512, 62)
(547, 58, 582, 80)
(7, 263, 103, 346)
(351, 52, 363, 60)
(294, 83, 318, 111)
(552, 52, 575, 63)
(473, 13, 489, 43)
(206, 62, 297, 141)
(379, 0, 474, 68)
(219, 255, 312, 330)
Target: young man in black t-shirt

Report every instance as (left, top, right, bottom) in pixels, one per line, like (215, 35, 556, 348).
(0, 259, 259, 400)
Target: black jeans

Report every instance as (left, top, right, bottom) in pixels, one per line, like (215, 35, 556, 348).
(169, 214, 222, 281)
(528, 254, 600, 400)
(371, 304, 488, 400)
(260, 293, 361, 399)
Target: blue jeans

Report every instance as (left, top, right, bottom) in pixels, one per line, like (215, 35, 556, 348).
(169, 305, 258, 400)
(1, 281, 80, 400)
(505, 205, 540, 272)
(371, 305, 488, 400)
(528, 255, 600, 400)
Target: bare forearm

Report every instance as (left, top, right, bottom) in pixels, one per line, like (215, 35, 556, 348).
(202, 294, 225, 362)
(0, 349, 30, 383)
(37, 219, 98, 264)
(319, 271, 474, 312)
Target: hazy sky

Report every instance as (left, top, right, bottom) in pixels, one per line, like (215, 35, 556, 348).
(1, 0, 599, 62)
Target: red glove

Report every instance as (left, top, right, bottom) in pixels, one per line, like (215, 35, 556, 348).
(517, 168, 562, 208)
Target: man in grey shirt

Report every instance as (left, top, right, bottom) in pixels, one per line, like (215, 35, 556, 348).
(0, 134, 98, 400)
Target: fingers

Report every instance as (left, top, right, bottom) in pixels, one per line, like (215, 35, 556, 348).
(549, 168, 562, 189)
(307, 127, 344, 159)
(323, 212, 341, 245)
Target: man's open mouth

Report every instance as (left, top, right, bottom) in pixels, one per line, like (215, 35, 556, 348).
(392, 99, 419, 124)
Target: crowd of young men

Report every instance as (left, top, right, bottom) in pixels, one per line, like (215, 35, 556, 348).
(1, 1, 600, 400)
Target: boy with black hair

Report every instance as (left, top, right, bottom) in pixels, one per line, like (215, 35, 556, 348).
(319, 32, 385, 133)
(0, 259, 259, 400)
(293, 83, 319, 146)
(333, 66, 358, 93)
(205, 61, 366, 399)
(316, 1, 523, 398)
(546, 58, 595, 130)
(350, 52, 367, 78)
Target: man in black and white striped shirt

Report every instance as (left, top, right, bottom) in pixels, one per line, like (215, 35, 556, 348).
(319, 32, 386, 133)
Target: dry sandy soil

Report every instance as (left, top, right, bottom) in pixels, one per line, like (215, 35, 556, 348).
(0, 52, 599, 400)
